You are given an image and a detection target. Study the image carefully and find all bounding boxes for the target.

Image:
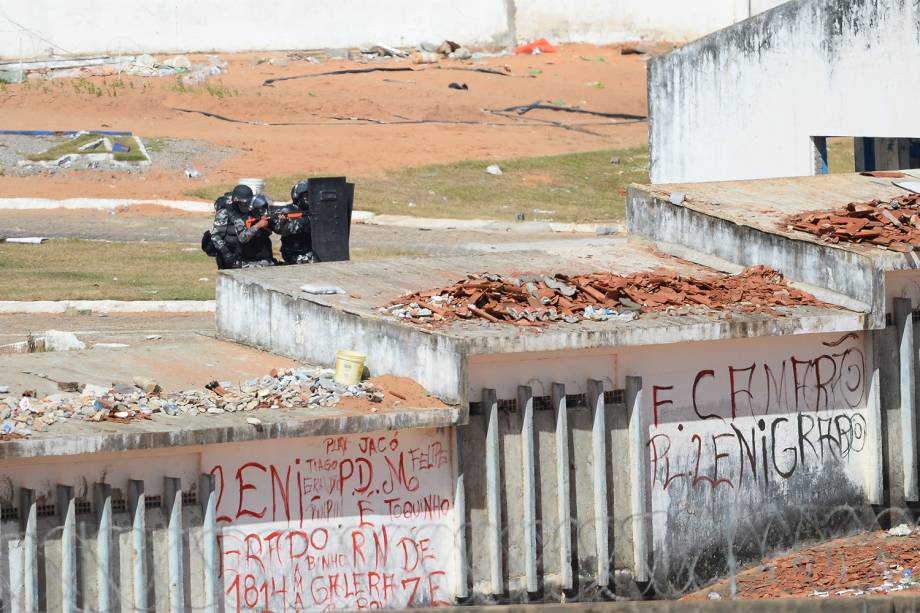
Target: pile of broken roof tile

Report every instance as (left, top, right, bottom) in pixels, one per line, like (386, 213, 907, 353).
(787, 193, 920, 252)
(382, 265, 825, 326)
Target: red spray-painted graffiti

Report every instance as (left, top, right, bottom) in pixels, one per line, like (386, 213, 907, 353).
(646, 337, 869, 491)
(205, 429, 455, 612)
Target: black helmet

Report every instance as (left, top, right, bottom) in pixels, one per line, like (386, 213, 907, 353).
(291, 180, 309, 205)
(214, 192, 231, 212)
(231, 184, 254, 214)
(251, 194, 269, 214)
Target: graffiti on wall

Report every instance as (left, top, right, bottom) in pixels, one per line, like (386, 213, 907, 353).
(646, 333, 868, 492)
(204, 428, 456, 612)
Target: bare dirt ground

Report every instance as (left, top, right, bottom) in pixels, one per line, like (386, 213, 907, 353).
(0, 44, 648, 200)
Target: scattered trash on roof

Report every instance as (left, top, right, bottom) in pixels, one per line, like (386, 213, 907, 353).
(381, 265, 827, 327)
(0, 367, 417, 440)
(787, 193, 920, 252)
(301, 284, 347, 295)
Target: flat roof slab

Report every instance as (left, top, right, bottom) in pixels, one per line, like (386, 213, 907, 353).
(0, 402, 462, 460)
(628, 172, 920, 326)
(216, 240, 866, 403)
(639, 171, 920, 265)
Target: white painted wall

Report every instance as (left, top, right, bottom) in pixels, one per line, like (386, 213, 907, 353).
(0, 0, 785, 59)
(0, 427, 459, 610)
(514, 0, 786, 44)
(468, 329, 879, 558)
(648, 0, 920, 184)
(0, 0, 509, 58)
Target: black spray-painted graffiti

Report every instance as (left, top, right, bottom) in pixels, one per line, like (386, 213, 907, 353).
(647, 334, 868, 491)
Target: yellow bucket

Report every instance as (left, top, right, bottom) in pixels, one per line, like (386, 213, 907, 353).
(334, 350, 366, 385)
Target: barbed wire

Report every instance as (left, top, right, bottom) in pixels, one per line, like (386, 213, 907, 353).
(0, 503, 914, 610)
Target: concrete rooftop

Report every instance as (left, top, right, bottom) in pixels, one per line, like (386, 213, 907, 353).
(628, 171, 920, 327)
(222, 239, 864, 352)
(638, 171, 920, 266)
(0, 401, 463, 460)
(216, 239, 866, 403)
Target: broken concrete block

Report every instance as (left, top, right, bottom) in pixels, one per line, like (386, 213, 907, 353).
(43, 330, 86, 352)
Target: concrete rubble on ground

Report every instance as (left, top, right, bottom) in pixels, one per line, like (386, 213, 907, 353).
(382, 265, 827, 327)
(0, 54, 228, 84)
(0, 367, 386, 439)
(0, 330, 86, 354)
(787, 192, 920, 252)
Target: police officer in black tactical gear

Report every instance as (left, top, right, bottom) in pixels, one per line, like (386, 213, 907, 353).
(203, 184, 275, 269)
(271, 180, 314, 265)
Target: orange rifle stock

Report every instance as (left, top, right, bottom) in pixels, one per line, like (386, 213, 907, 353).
(245, 210, 304, 229)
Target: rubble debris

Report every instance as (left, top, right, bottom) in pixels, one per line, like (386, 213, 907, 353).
(0, 53, 227, 82)
(43, 330, 86, 352)
(381, 265, 827, 327)
(787, 193, 920, 252)
(412, 51, 441, 64)
(0, 367, 396, 440)
(437, 40, 461, 56)
(515, 38, 558, 55)
(362, 44, 408, 58)
(685, 528, 920, 601)
(889, 523, 914, 537)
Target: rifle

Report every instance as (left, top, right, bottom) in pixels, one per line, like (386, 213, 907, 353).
(245, 206, 305, 229)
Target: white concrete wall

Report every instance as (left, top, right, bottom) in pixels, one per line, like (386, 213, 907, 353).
(0, 427, 459, 610)
(514, 0, 786, 44)
(0, 0, 785, 59)
(468, 329, 879, 567)
(648, 0, 920, 184)
(0, 0, 509, 58)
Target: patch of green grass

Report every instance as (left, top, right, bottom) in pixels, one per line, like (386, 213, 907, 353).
(0, 239, 422, 300)
(0, 239, 215, 300)
(169, 78, 239, 98)
(827, 137, 855, 174)
(26, 133, 147, 162)
(186, 147, 649, 223)
(143, 137, 169, 153)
